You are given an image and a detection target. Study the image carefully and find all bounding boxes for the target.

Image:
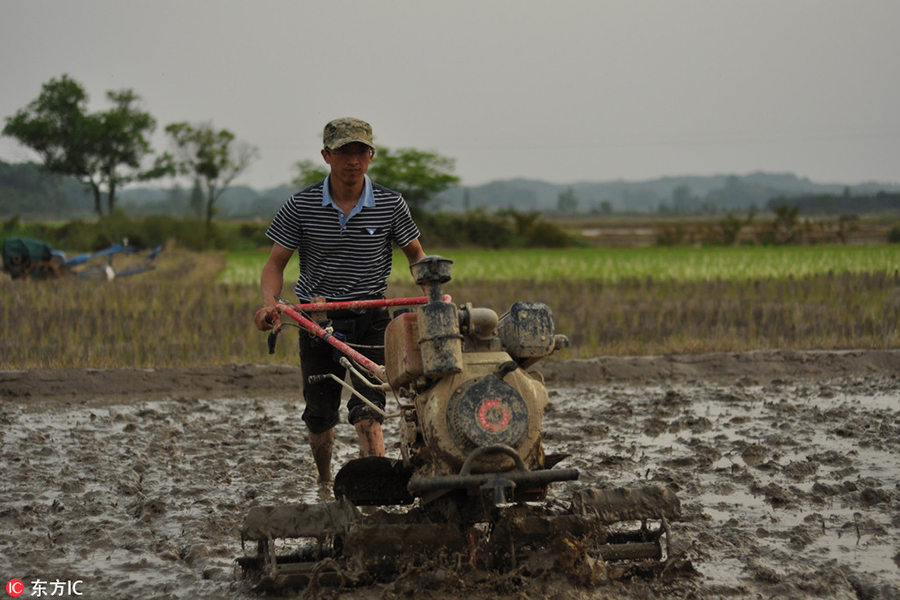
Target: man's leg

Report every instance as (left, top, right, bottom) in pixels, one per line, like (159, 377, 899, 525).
(354, 418, 385, 457)
(309, 428, 335, 484)
(299, 330, 342, 483)
(347, 308, 390, 458)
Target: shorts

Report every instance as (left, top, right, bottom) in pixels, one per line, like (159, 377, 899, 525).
(299, 306, 390, 434)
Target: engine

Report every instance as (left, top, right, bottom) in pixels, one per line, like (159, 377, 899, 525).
(385, 256, 568, 480)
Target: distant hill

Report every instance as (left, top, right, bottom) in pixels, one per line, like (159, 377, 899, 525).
(0, 160, 93, 219)
(118, 184, 294, 219)
(0, 160, 297, 220)
(3, 159, 899, 220)
(434, 172, 900, 214)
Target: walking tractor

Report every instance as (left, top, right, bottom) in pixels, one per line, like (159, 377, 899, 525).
(238, 255, 682, 591)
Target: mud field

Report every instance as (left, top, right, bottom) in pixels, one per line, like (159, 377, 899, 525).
(2, 350, 899, 600)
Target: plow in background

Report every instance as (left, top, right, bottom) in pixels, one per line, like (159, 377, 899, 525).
(1, 235, 160, 281)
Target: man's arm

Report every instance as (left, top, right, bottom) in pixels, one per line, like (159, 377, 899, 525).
(254, 242, 294, 331)
(401, 239, 426, 266)
(401, 239, 429, 295)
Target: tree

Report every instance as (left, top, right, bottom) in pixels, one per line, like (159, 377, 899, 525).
(717, 212, 754, 246)
(768, 204, 801, 245)
(598, 200, 613, 215)
(292, 146, 459, 215)
(291, 159, 328, 189)
(164, 122, 259, 234)
(189, 178, 205, 218)
(369, 147, 459, 214)
(672, 184, 698, 213)
(557, 188, 578, 213)
(2, 74, 167, 216)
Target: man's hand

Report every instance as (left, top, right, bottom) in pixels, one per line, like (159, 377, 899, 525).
(257, 242, 292, 331)
(254, 307, 276, 331)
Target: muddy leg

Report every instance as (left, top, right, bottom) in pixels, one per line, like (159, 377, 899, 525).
(355, 419, 385, 458)
(309, 428, 335, 484)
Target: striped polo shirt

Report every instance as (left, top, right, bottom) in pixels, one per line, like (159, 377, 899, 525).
(266, 175, 420, 301)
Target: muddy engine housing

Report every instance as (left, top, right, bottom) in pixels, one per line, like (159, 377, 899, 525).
(385, 256, 569, 493)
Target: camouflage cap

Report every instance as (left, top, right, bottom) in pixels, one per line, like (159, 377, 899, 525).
(323, 117, 375, 150)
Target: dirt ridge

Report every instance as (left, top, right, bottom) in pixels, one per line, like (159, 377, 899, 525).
(3, 349, 898, 402)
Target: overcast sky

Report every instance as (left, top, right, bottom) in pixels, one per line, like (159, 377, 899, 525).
(1, 1, 898, 191)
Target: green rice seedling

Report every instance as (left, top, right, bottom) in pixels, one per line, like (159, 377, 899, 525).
(218, 245, 900, 286)
(385, 245, 900, 284)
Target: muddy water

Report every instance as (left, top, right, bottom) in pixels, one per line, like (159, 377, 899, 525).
(543, 378, 900, 599)
(1, 376, 898, 599)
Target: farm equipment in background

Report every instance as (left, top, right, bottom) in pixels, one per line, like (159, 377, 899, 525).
(238, 255, 682, 592)
(1, 236, 161, 281)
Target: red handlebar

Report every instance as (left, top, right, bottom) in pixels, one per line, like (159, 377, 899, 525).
(266, 295, 451, 381)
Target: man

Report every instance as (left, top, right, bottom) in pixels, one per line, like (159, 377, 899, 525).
(254, 117, 426, 484)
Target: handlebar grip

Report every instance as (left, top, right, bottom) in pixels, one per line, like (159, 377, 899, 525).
(307, 374, 330, 383)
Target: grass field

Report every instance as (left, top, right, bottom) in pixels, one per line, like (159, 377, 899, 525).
(2, 245, 898, 369)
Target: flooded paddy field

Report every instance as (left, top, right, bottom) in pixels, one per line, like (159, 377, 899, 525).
(1, 351, 898, 599)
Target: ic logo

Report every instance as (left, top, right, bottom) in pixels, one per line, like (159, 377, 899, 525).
(6, 579, 24, 597)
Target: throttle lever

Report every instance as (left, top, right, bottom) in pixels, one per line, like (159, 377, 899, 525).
(265, 313, 280, 354)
